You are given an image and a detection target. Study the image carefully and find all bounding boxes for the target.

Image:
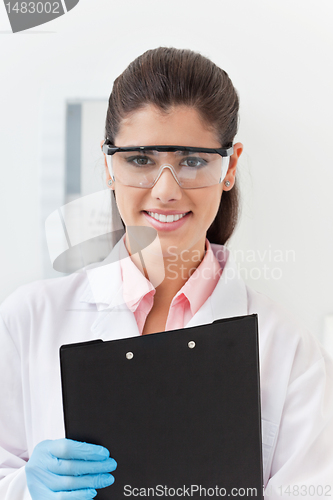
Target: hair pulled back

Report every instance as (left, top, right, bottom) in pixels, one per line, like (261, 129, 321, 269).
(105, 47, 240, 245)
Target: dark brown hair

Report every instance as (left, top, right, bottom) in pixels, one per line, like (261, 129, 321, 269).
(105, 47, 240, 245)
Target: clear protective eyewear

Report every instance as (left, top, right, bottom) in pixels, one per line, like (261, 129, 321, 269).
(102, 143, 233, 189)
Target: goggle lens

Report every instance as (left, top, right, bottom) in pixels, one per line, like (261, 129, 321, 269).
(106, 149, 230, 189)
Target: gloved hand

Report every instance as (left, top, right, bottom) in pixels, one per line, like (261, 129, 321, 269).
(25, 438, 117, 499)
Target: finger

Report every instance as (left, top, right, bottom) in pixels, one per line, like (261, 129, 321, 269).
(53, 489, 97, 499)
(27, 477, 97, 500)
(49, 457, 117, 476)
(47, 439, 110, 461)
(49, 472, 115, 492)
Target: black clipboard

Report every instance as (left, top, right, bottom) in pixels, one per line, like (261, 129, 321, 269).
(60, 314, 263, 499)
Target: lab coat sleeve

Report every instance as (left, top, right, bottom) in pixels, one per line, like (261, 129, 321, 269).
(0, 314, 31, 499)
(265, 332, 333, 499)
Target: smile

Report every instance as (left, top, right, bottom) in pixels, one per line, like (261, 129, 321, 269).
(146, 212, 188, 223)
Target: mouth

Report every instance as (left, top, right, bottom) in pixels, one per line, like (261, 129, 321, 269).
(145, 211, 190, 223)
(142, 210, 192, 231)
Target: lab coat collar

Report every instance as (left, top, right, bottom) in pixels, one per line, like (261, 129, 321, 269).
(79, 237, 141, 340)
(79, 237, 127, 309)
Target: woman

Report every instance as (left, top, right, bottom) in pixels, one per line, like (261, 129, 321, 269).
(0, 47, 332, 500)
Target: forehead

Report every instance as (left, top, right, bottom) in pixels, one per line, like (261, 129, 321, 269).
(115, 104, 220, 148)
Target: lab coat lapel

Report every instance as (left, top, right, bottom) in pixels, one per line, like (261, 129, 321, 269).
(80, 238, 140, 341)
(185, 246, 248, 328)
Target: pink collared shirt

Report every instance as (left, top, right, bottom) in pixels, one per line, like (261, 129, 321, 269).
(120, 238, 222, 333)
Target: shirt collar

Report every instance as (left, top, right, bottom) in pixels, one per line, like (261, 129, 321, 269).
(120, 237, 222, 315)
(176, 240, 222, 315)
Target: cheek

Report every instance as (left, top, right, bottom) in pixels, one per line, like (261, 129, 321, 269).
(196, 187, 222, 223)
(113, 184, 147, 222)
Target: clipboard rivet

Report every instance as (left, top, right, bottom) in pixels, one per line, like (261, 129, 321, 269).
(188, 341, 196, 349)
(126, 351, 134, 360)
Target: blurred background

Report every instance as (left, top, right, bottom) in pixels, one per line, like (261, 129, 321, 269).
(0, 0, 332, 350)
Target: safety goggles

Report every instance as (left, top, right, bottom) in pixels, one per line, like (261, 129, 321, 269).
(102, 143, 233, 189)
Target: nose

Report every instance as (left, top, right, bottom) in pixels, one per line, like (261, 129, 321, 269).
(150, 165, 182, 203)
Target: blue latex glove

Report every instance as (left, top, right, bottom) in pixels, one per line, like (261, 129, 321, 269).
(25, 438, 117, 499)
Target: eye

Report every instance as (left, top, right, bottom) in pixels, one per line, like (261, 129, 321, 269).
(181, 157, 207, 168)
(126, 155, 154, 167)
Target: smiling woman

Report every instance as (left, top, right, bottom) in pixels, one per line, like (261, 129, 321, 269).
(0, 47, 333, 500)
(106, 105, 241, 252)
(106, 48, 241, 245)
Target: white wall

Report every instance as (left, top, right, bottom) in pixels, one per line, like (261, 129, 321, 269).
(0, 0, 332, 342)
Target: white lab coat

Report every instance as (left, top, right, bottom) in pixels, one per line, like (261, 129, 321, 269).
(0, 239, 333, 500)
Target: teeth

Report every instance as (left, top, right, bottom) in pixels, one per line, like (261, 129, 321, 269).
(147, 212, 188, 223)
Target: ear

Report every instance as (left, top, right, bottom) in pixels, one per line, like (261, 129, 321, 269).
(223, 142, 243, 191)
(101, 139, 114, 190)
